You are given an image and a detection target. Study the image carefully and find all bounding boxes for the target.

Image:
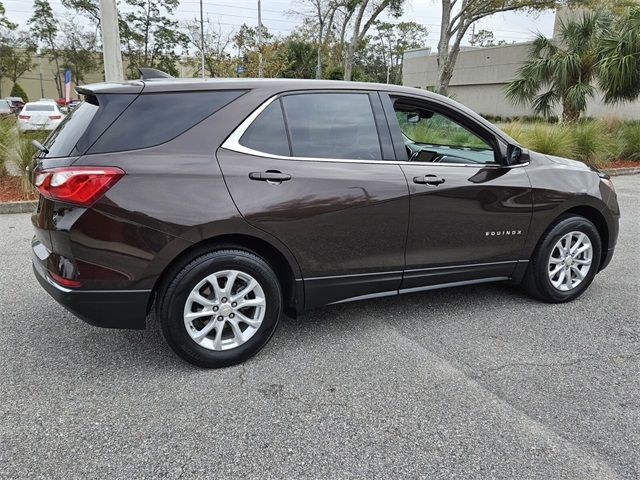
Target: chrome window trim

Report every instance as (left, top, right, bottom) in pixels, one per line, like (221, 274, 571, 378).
(221, 93, 529, 169)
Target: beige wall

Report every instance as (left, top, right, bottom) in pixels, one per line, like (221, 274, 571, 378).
(1, 55, 105, 102)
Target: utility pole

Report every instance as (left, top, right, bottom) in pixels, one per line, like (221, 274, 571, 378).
(99, 0, 124, 82)
(257, 0, 264, 78)
(200, 0, 205, 78)
(38, 56, 45, 98)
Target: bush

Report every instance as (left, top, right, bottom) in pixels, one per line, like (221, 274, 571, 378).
(571, 121, 616, 167)
(617, 122, 640, 161)
(9, 82, 29, 103)
(0, 117, 16, 175)
(517, 123, 577, 158)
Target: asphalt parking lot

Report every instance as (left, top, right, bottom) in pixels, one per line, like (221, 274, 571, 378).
(1, 175, 638, 479)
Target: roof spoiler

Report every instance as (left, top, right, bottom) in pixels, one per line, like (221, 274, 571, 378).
(138, 67, 174, 80)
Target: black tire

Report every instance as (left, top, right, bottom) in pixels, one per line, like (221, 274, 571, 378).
(157, 249, 282, 368)
(522, 214, 601, 303)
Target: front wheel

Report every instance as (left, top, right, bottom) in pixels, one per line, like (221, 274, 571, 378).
(158, 249, 282, 368)
(522, 215, 602, 303)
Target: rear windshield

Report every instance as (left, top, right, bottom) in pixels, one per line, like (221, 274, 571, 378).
(25, 104, 55, 112)
(88, 90, 245, 154)
(43, 98, 101, 158)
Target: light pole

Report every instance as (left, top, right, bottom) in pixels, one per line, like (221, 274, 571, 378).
(257, 0, 264, 78)
(200, 0, 205, 78)
(98, 0, 124, 81)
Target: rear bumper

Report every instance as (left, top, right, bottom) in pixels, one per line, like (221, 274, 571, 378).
(32, 256, 151, 330)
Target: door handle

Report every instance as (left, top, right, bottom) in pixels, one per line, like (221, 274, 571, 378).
(248, 171, 292, 182)
(413, 174, 445, 186)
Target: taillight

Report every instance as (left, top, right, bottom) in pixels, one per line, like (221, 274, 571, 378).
(49, 272, 81, 287)
(49, 115, 62, 120)
(18, 114, 31, 120)
(34, 166, 125, 206)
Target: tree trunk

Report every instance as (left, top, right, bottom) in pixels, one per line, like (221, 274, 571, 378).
(316, 21, 323, 79)
(343, 1, 367, 81)
(343, 39, 357, 81)
(436, 0, 452, 94)
(436, 11, 467, 95)
(561, 98, 579, 122)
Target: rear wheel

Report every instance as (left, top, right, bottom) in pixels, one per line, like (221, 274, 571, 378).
(522, 215, 601, 303)
(158, 249, 282, 368)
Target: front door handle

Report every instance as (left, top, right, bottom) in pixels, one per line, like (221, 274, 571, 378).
(413, 174, 445, 186)
(249, 171, 292, 182)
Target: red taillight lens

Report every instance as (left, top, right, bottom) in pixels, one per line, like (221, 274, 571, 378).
(49, 115, 62, 120)
(49, 272, 81, 287)
(18, 114, 31, 120)
(35, 166, 125, 206)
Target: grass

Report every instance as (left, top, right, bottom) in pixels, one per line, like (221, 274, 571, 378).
(501, 119, 640, 167)
(0, 116, 48, 194)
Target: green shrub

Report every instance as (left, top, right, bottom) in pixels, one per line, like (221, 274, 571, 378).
(501, 122, 531, 145)
(0, 117, 16, 175)
(518, 123, 577, 158)
(571, 121, 616, 167)
(9, 82, 29, 103)
(617, 122, 640, 161)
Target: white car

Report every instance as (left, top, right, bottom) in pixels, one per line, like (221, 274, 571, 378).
(17, 101, 65, 132)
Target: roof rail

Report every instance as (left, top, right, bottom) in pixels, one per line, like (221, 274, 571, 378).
(137, 67, 174, 80)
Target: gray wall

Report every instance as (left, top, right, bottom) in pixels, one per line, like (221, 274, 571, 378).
(402, 42, 640, 120)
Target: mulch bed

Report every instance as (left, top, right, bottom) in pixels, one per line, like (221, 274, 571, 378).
(606, 159, 640, 168)
(0, 175, 37, 202)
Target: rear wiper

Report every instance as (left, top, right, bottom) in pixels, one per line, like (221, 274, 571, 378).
(31, 140, 49, 155)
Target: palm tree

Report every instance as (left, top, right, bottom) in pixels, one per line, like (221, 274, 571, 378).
(598, 7, 640, 103)
(506, 12, 606, 122)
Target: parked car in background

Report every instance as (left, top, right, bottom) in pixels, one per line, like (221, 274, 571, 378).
(0, 99, 12, 117)
(67, 99, 81, 111)
(30, 75, 619, 368)
(5, 96, 25, 114)
(17, 101, 64, 132)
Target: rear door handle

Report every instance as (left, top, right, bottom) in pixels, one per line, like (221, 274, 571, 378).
(413, 174, 445, 186)
(248, 171, 292, 182)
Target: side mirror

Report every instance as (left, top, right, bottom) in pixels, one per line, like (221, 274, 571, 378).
(505, 144, 524, 166)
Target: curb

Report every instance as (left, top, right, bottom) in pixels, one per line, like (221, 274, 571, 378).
(0, 200, 37, 214)
(602, 167, 640, 176)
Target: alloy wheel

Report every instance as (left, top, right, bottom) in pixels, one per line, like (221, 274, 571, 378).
(547, 231, 593, 292)
(183, 270, 266, 351)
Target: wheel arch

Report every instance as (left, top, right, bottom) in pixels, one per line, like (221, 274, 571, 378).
(546, 205, 610, 271)
(149, 233, 303, 318)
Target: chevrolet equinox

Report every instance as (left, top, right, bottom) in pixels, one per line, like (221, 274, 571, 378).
(31, 72, 620, 368)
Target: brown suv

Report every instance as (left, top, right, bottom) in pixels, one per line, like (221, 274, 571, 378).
(31, 74, 619, 368)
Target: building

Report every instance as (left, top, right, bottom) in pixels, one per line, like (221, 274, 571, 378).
(0, 55, 197, 103)
(402, 9, 640, 119)
(0, 55, 104, 102)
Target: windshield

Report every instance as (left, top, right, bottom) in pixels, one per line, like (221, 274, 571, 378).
(25, 104, 55, 112)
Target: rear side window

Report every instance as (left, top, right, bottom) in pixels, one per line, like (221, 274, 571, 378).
(281, 93, 382, 160)
(88, 90, 245, 154)
(239, 100, 290, 156)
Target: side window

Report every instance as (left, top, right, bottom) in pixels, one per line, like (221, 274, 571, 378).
(281, 93, 382, 160)
(88, 90, 245, 154)
(394, 103, 495, 165)
(239, 100, 290, 156)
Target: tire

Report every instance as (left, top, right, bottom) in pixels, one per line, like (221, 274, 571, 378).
(157, 249, 282, 368)
(522, 214, 601, 303)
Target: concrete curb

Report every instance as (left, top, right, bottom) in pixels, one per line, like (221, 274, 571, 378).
(0, 200, 37, 214)
(602, 167, 640, 176)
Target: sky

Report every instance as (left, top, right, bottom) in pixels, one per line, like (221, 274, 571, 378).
(3, 0, 557, 50)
